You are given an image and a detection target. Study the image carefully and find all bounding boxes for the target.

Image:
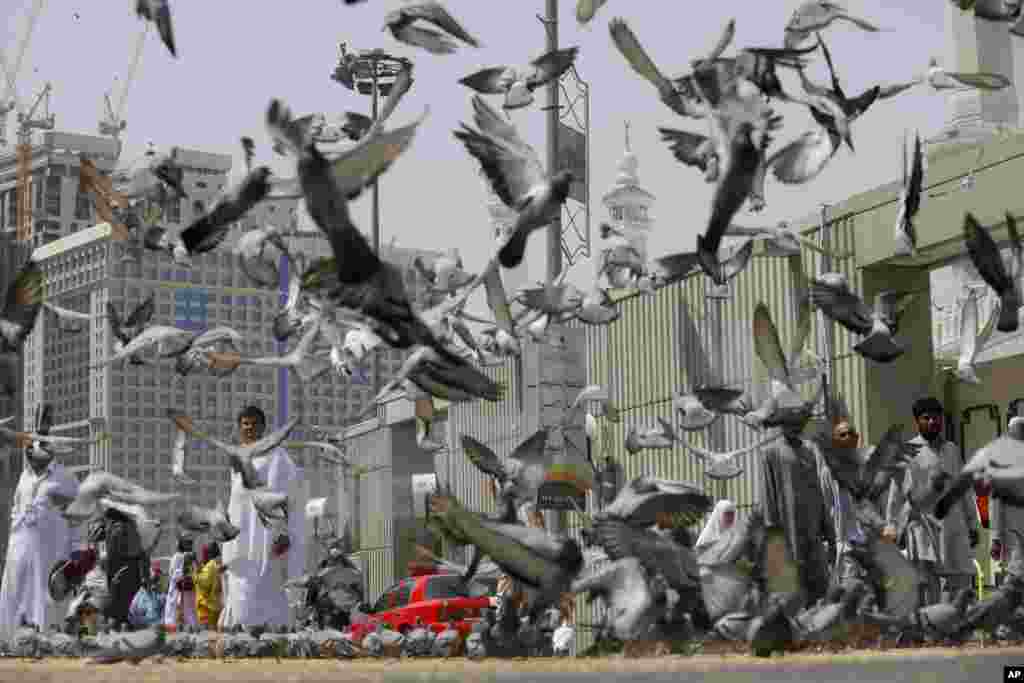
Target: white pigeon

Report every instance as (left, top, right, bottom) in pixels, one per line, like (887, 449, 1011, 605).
(90, 325, 193, 368)
(167, 410, 300, 490)
(177, 501, 240, 543)
(306, 497, 328, 521)
(672, 391, 720, 431)
(725, 221, 846, 258)
(681, 434, 781, 480)
(251, 490, 289, 530)
(170, 422, 196, 485)
(43, 301, 94, 333)
(624, 418, 677, 455)
(955, 290, 1000, 385)
(878, 57, 1011, 98)
(59, 471, 179, 524)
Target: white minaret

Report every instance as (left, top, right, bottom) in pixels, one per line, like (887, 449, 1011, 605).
(930, 2, 1020, 148)
(481, 167, 529, 294)
(600, 122, 655, 270)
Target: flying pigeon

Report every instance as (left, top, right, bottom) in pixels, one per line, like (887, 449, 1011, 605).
(383, 2, 480, 55)
(43, 301, 92, 334)
(624, 418, 677, 455)
(459, 47, 579, 111)
(58, 471, 179, 524)
(936, 419, 1024, 518)
(170, 420, 196, 485)
(570, 557, 659, 641)
(783, 1, 882, 49)
(894, 130, 924, 257)
(462, 429, 549, 506)
(90, 325, 193, 369)
(455, 95, 573, 269)
(0, 260, 45, 395)
(657, 127, 720, 182)
(725, 221, 845, 258)
(427, 492, 584, 619)
(135, 0, 176, 58)
(235, 224, 297, 288)
(953, 289, 1000, 384)
(681, 434, 781, 481)
(251, 490, 289, 530)
(671, 391, 720, 432)
(609, 18, 705, 118)
(167, 409, 300, 490)
(809, 273, 915, 362)
(576, 0, 609, 25)
(963, 212, 1022, 333)
(878, 57, 1012, 98)
(143, 166, 275, 267)
(177, 501, 240, 543)
(106, 294, 155, 365)
(598, 477, 713, 529)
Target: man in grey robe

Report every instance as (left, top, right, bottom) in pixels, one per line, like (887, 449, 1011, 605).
(757, 419, 835, 605)
(885, 397, 979, 606)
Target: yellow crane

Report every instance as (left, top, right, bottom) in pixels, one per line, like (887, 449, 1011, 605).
(15, 82, 55, 243)
(99, 25, 150, 159)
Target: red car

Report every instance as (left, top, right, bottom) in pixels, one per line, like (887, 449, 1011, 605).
(346, 569, 497, 643)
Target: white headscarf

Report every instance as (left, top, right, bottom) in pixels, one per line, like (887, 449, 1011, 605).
(696, 499, 736, 549)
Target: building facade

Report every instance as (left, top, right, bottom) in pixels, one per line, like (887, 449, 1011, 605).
(19, 184, 444, 563)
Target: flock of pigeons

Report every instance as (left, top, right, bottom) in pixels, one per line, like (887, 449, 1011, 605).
(3, 0, 1024, 662)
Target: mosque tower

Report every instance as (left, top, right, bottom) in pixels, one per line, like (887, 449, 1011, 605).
(929, 2, 1021, 148)
(599, 121, 655, 278)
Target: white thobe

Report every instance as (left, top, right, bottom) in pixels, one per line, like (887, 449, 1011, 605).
(887, 436, 979, 574)
(0, 460, 81, 641)
(162, 552, 197, 629)
(992, 494, 1024, 576)
(220, 448, 306, 629)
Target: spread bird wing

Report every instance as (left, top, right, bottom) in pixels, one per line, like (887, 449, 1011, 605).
(593, 518, 700, 589)
(862, 425, 920, 501)
(963, 212, 1013, 295)
(461, 434, 508, 481)
(608, 18, 681, 107)
(945, 71, 1011, 90)
(1007, 211, 1023, 281)
(510, 428, 550, 468)
(767, 126, 839, 184)
(718, 238, 755, 281)
(4, 260, 46, 342)
(459, 66, 510, 94)
(526, 47, 579, 89)
(603, 477, 713, 528)
(648, 251, 700, 288)
(376, 62, 414, 127)
(329, 108, 428, 200)
(753, 302, 792, 391)
(657, 127, 712, 171)
(809, 281, 875, 335)
(247, 417, 300, 455)
(455, 98, 546, 208)
(402, 2, 480, 47)
(124, 294, 155, 330)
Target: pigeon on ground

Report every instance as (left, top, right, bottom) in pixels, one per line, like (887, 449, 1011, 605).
(459, 47, 579, 110)
(384, 2, 480, 55)
(455, 95, 573, 269)
(963, 212, 1021, 333)
(135, 0, 176, 57)
(177, 501, 240, 543)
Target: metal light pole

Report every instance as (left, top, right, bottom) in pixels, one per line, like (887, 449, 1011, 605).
(334, 44, 409, 400)
(543, 0, 561, 285)
(818, 203, 835, 424)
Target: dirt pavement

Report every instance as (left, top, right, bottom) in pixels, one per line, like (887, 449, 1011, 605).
(0, 645, 1023, 682)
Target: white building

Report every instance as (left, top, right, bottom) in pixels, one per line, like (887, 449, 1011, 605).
(597, 123, 655, 282)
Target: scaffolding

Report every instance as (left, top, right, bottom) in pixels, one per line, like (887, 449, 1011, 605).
(16, 141, 31, 242)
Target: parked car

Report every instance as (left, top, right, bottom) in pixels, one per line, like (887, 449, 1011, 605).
(346, 571, 498, 643)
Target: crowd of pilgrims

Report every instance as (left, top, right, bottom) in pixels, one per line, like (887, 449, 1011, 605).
(0, 397, 1022, 659)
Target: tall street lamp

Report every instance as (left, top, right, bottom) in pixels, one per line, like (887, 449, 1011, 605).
(332, 42, 410, 399)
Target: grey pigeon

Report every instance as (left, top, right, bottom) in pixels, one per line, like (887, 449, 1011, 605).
(455, 95, 573, 269)
(402, 621, 434, 657)
(459, 47, 579, 110)
(783, 0, 882, 49)
(87, 626, 166, 664)
(461, 428, 549, 507)
(624, 418, 677, 455)
(0, 260, 46, 395)
(809, 273, 914, 362)
(935, 421, 1024, 519)
(136, 0, 176, 57)
(964, 211, 1021, 333)
(599, 476, 712, 529)
(571, 557, 660, 641)
(893, 130, 924, 257)
(177, 500, 240, 543)
(384, 2, 480, 55)
(609, 18, 703, 118)
(433, 623, 460, 657)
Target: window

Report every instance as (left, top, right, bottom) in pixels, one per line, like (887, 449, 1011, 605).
(167, 198, 181, 223)
(425, 574, 478, 601)
(45, 175, 62, 216)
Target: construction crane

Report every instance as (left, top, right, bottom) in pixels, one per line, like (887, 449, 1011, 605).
(99, 25, 149, 158)
(0, 0, 47, 148)
(15, 82, 55, 243)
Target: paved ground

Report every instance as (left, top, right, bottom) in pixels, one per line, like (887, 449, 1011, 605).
(1, 646, 1023, 683)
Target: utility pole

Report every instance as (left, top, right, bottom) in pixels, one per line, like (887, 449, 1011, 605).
(544, 0, 561, 285)
(818, 203, 835, 424)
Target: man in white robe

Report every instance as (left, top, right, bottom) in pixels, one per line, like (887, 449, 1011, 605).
(885, 397, 979, 606)
(0, 446, 81, 640)
(220, 406, 306, 629)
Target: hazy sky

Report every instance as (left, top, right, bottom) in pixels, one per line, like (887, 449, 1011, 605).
(1, 1, 956, 291)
